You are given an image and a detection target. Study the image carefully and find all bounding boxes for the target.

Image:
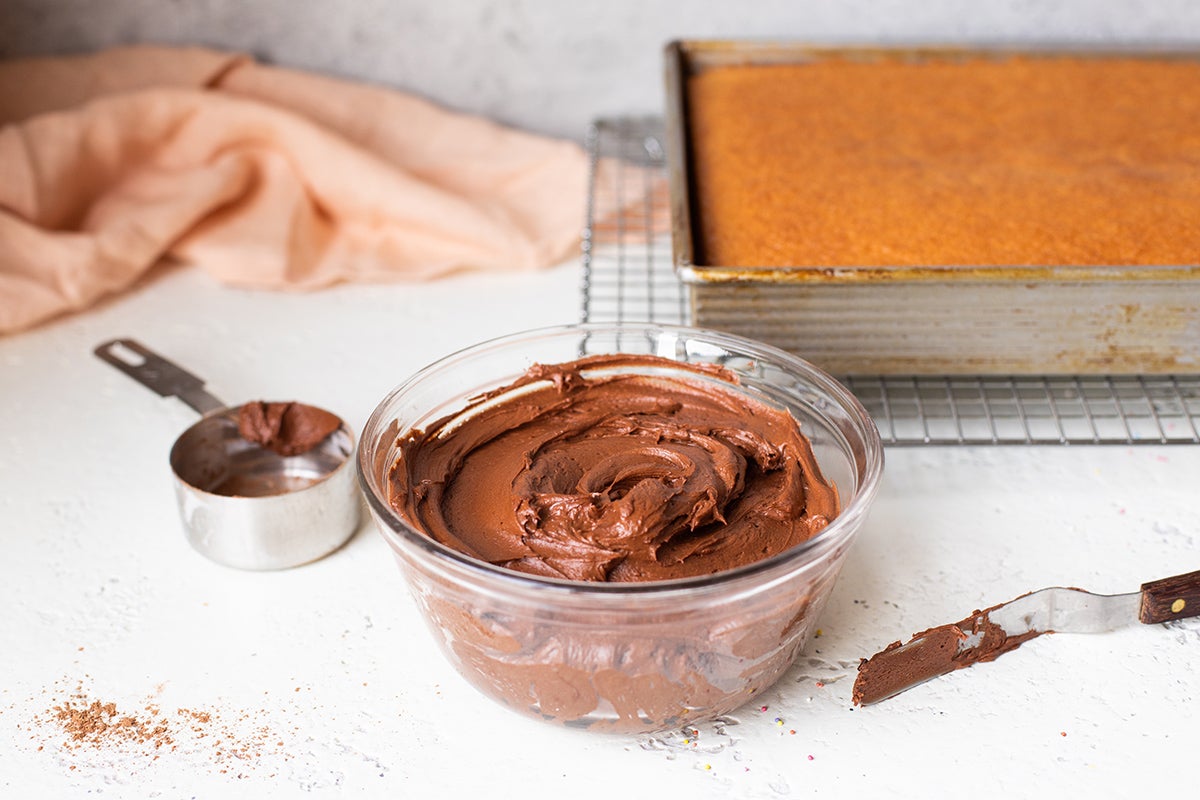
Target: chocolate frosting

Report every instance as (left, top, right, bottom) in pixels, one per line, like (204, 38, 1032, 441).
(238, 401, 342, 457)
(851, 598, 1044, 706)
(388, 354, 839, 582)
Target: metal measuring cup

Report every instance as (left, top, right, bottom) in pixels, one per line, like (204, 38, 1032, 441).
(95, 339, 360, 570)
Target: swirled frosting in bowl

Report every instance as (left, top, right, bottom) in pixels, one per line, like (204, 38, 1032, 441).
(388, 354, 839, 582)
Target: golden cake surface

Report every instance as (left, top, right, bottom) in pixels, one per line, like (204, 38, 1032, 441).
(686, 56, 1200, 268)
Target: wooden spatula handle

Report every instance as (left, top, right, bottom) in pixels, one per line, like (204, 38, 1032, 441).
(1139, 569, 1200, 624)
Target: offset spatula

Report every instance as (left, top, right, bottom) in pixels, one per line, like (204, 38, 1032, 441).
(853, 569, 1200, 706)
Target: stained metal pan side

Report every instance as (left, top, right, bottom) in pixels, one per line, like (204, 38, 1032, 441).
(663, 41, 696, 275)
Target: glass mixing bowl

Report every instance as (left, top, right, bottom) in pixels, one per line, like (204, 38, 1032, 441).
(357, 323, 882, 733)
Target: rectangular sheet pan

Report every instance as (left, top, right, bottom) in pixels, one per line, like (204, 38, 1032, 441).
(664, 40, 1200, 375)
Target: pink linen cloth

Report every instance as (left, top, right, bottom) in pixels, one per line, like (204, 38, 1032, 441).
(0, 46, 589, 333)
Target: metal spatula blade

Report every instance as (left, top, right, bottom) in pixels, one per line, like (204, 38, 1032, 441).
(852, 569, 1200, 706)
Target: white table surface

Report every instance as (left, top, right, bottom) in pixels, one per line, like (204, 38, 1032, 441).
(2, 258, 1198, 798)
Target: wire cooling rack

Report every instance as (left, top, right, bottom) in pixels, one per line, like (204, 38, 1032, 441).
(580, 116, 1200, 446)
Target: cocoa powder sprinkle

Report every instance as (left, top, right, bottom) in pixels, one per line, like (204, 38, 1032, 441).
(52, 698, 175, 749)
(34, 681, 297, 776)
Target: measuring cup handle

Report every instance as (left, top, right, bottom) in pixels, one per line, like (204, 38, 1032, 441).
(94, 339, 227, 416)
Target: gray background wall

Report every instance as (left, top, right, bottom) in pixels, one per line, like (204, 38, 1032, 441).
(4, 0, 1200, 140)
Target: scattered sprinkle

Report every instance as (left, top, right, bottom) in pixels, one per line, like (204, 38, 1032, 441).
(774, 717, 784, 726)
(815, 681, 825, 688)
(789, 730, 796, 735)
(760, 705, 768, 712)
(1061, 731, 1068, 737)
(808, 755, 815, 761)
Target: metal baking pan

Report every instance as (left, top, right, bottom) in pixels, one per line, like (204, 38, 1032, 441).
(664, 40, 1200, 375)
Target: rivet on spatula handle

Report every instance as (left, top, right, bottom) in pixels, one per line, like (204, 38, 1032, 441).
(1139, 569, 1200, 624)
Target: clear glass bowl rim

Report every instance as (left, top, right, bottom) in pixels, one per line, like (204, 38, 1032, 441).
(356, 322, 884, 598)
